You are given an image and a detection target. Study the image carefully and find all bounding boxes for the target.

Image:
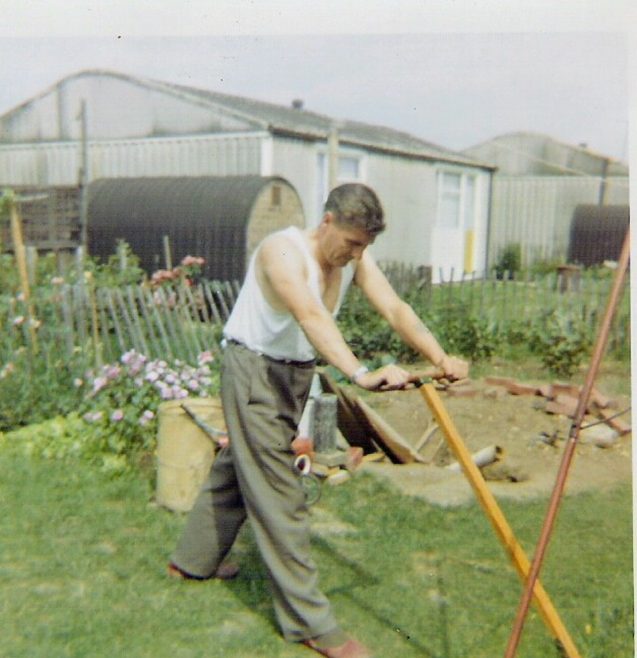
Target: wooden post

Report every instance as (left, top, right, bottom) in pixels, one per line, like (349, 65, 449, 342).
(85, 271, 103, 369)
(418, 383, 581, 658)
(26, 246, 38, 287)
(78, 99, 89, 250)
(312, 393, 338, 453)
(117, 240, 128, 273)
(163, 235, 173, 271)
(10, 200, 38, 354)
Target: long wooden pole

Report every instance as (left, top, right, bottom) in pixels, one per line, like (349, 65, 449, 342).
(418, 383, 581, 658)
(503, 228, 630, 658)
(10, 200, 38, 354)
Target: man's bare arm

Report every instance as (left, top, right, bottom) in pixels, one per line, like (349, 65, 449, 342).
(258, 235, 413, 389)
(354, 251, 469, 380)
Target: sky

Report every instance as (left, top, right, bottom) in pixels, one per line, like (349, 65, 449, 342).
(0, 1, 635, 162)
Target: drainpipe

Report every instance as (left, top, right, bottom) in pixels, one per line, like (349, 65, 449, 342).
(484, 169, 496, 276)
(597, 157, 609, 206)
(78, 100, 89, 252)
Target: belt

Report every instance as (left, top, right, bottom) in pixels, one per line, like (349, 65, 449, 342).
(223, 338, 316, 368)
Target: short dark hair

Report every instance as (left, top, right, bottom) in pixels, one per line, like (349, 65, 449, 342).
(324, 183, 386, 236)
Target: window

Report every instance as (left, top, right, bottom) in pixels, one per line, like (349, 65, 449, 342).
(338, 156, 360, 180)
(437, 170, 476, 229)
(315, 149, 366, 222)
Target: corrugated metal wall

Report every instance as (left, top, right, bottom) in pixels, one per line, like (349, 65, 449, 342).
(0, 133, 265, 186)
(488, 176, 630, 267)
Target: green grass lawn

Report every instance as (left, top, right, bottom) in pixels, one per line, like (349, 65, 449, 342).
(0, 452, 632, 658)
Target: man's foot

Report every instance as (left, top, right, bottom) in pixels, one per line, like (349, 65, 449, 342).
(302, 637, 372, 658)
(167, 561, 240, 581)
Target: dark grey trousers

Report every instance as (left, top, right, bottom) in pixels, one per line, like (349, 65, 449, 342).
(171, 342, 338, 641)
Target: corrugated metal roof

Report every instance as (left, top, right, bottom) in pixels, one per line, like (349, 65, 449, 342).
(155, 76, 490, 168)
(462, 131, 629, 176)
(1, 69, 493, 170)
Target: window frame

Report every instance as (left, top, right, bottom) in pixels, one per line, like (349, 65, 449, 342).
(436, 168, 477, 230)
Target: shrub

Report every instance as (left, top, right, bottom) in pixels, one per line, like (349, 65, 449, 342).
(1, 349, 222, 475)
(424, 301, 500, 362)
(337, 288, 418, 362)
(0, 347, 86, 431)
(337, 288, 499, 365)
(494, 243, 522, 280)
(530, 310, 591, 378)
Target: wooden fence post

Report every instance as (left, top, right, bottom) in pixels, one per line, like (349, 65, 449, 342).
(9, 200, 38, 354)
(163, 235, 173, 271)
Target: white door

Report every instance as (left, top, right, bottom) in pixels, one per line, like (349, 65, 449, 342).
(432, 170, 476, 281)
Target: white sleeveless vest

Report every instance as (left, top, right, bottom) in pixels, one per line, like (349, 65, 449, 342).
(223, 226, 354, 362)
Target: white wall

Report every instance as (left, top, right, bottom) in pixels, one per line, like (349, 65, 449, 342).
(0, 132, 265, 185)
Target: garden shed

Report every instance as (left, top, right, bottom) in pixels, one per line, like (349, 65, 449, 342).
(87, 175, 304, 280)
(567, 204, 629, 267)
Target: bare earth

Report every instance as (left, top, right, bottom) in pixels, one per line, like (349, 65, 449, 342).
(356, 378, 632, 507)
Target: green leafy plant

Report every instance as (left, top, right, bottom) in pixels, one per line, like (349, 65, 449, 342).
(531, 310, 591, 378)
(494, 242, 522, 280)
(424, 301, 500, 362)
(0, 347, 86, 431)
(2, 349, 221, 474)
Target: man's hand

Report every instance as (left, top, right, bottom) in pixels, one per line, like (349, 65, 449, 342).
(438, 355, 469, 381)
(355, 364, 420, 391)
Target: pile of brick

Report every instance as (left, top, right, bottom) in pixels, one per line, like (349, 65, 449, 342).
(483, 376, 631, 436)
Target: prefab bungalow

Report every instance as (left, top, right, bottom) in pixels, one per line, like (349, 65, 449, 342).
(0, 69, 494, 280)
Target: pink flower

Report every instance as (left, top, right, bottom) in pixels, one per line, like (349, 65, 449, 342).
(13, 316, 25, 326)
(92, 376, 108, 395)
(110, 409, 124, 422)
(139, 409, 155, 426)
(104, 365, 121, 380)
(197, 351, 214, 366)
(181, 255, 205, 267)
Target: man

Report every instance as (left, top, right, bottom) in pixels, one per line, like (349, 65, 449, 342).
(169, 183, 468, 658)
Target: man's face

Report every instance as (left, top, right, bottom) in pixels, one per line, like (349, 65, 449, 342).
(321, 214, 375, 267)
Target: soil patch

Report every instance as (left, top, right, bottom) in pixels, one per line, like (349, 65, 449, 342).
(356, 378, 631, 507)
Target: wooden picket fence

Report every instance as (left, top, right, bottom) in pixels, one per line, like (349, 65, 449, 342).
(0, 268, 630, 377)
(2, 280, 240, 370)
